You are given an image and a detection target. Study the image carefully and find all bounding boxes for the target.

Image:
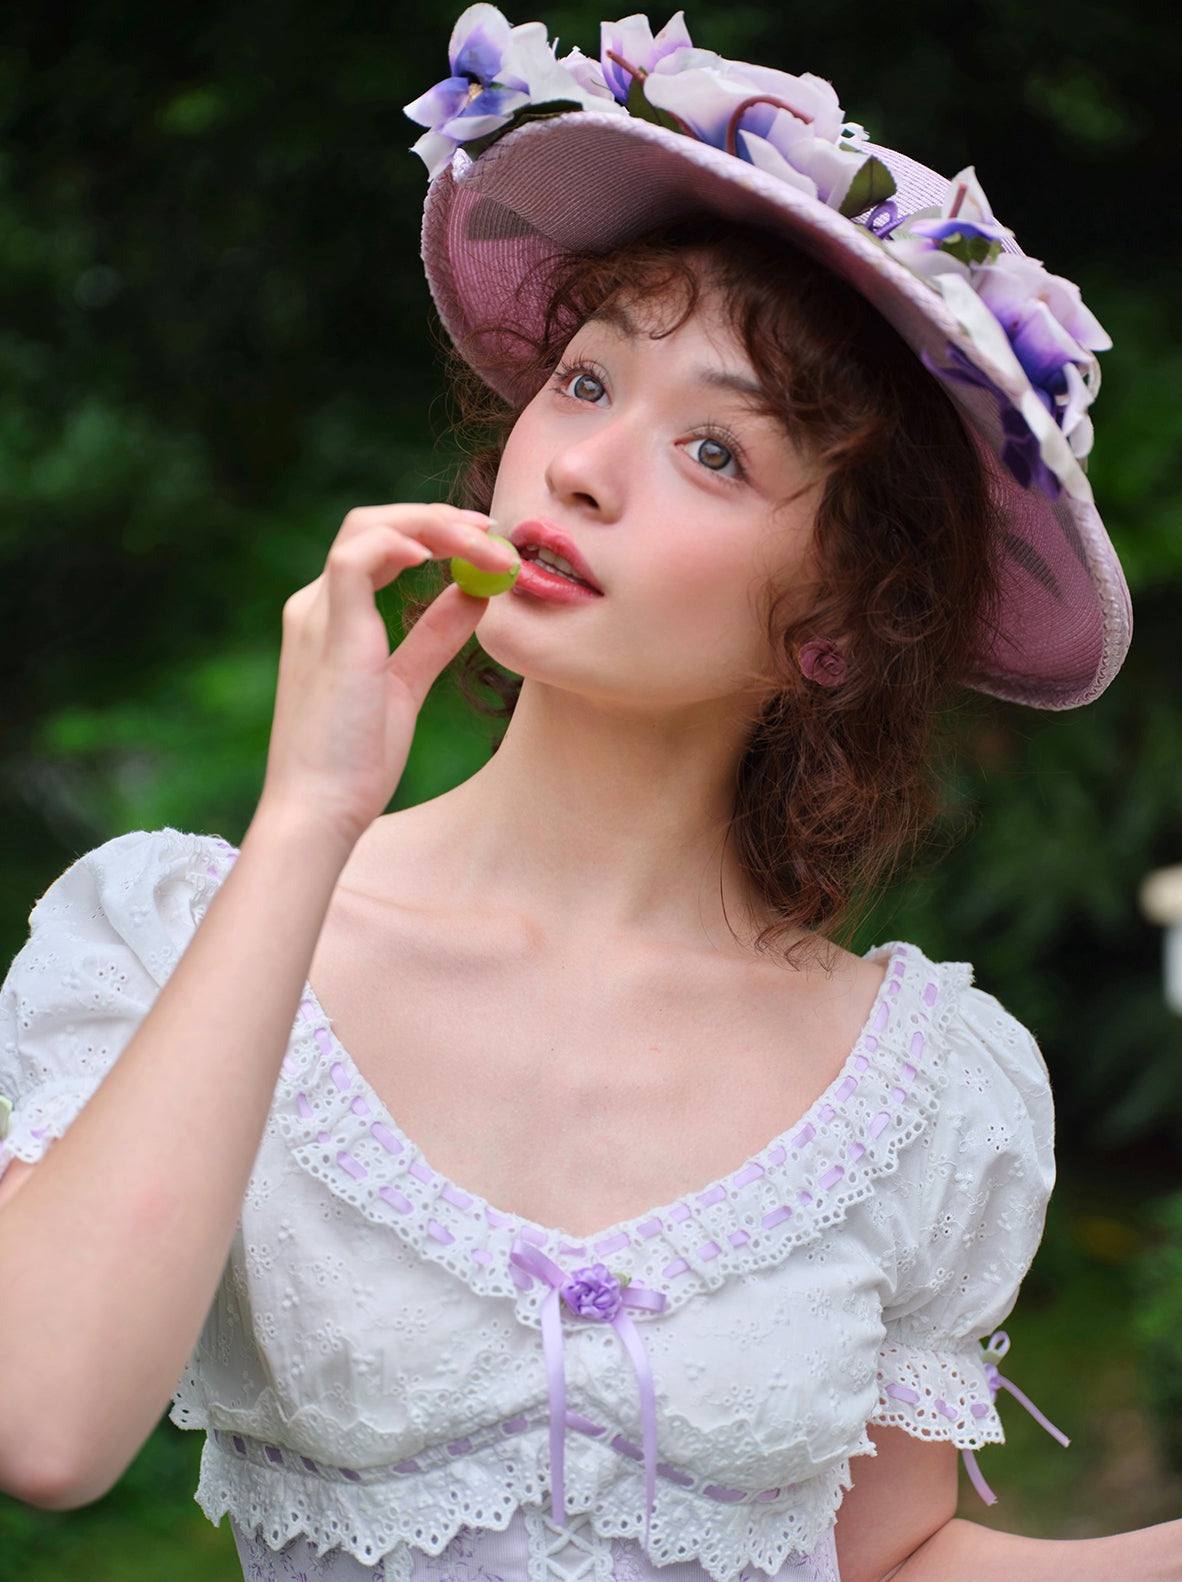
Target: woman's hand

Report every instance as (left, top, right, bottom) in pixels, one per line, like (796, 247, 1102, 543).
(258, 503, 517, 849)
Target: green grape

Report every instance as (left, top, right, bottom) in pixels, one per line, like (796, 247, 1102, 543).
(450, 533, 520, 597)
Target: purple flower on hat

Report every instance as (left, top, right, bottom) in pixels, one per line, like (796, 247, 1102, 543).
(907, 167, 1013, 263)
(406, 4, 608, 178)
(891, 167, 1108, 472)
(643, 54, 841, 151)
(600, 11, 694, 103)
(405, 5, 530, 175)
(560, 1263, 624, 1321)
(923, 345, 1062, 498)
(974, 252, 1110, 446)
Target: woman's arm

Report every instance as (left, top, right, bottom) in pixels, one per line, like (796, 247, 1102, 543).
(834, 1427, 959, 1582)
(889, 1514, 1182, 1581)
(0, 505, 512, 1510)
(837, 1427, 1182, 1582)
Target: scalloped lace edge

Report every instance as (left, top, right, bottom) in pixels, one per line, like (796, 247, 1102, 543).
(0, 1083, 91, 1172)
(871, 1340, 1005, 1449)
(194, 1432, 856, 1582)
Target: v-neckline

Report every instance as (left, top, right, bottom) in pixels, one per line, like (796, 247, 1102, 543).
(295, 940, 907, 1249)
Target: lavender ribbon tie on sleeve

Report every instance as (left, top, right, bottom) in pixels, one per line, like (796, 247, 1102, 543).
(509, 1237, 667, 1538)
(962, 1330, 1071, 1505)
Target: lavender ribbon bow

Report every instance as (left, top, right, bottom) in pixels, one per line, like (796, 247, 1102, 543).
(509, 1237, 667, 1537)
(962, 1330, 1070, 1504)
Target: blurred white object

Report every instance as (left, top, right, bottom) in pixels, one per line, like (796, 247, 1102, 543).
(1139, 865, 1182, 1014)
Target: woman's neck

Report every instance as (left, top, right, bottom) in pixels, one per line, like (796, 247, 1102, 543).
(424, 679, 768, 944)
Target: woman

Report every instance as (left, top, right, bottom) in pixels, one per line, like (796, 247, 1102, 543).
(0, 8, 1176, 1581)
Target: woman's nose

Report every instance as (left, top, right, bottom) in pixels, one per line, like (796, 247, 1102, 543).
(545, 421, 626, 521)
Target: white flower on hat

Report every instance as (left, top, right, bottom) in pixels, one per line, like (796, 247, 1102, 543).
(557, 45, 617, 101)
(640, 54, 882, 211)
(599, 10, 694, 103)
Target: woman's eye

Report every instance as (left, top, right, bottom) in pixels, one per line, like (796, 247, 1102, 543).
(564, 370, 606, 403)
(687, 436, 737, 475)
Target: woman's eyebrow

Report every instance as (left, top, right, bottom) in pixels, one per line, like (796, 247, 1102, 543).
(585, 301, 637, 335)
(699, 368, 766, 402)
(582, 304, 766, 402)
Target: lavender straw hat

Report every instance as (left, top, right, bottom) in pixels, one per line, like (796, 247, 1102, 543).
(407, 7, 1131, 709)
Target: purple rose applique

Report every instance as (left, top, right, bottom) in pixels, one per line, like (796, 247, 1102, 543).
(560, 1263, 624, 1320)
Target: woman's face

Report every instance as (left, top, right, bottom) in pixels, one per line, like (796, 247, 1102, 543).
(477, 283, 821, 716)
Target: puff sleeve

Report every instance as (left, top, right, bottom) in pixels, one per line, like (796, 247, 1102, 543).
(0, 828, 228, 1178)
(870, 984, 1056, 1450)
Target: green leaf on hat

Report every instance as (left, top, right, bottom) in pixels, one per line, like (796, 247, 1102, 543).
(626, 74, 684, 134)
(937, 230, 1004, 267)
(839, 154, 897, 218)
(463, 99, 584, 162)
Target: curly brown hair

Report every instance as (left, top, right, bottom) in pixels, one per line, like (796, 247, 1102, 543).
(438, 221, 1003, 957)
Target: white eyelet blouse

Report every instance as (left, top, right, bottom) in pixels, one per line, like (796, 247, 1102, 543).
(0, 830, 1056, 1582)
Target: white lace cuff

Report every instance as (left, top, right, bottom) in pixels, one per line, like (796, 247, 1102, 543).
(871, 1334, 1003, 1448)
(0, 1078, 92, 1175)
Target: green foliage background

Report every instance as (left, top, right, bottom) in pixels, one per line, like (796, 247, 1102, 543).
(0, 0, 1179, 1574)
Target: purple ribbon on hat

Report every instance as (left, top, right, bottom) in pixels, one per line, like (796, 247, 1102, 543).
(509, 1237, 667, 1537)
(961, 1330, 1070, 1505)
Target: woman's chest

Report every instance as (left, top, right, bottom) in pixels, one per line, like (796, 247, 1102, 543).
(306, 902, 883, 1238)
(231, 1151, 892, 1477)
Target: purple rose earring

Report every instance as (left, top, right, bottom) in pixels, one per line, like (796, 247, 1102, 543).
(799, 639, 846, 687)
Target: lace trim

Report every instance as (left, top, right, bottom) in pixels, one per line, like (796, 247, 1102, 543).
(232, 1523, 405, 1581)
(871, 1338, 1004, 1449)
(196, 1429, 857, 1582)
(243, 892, 971, 1323)
(0, 1077, 92, 1171)
(229, 1507, 841, 1582)
(209, 1415, 814, 1508)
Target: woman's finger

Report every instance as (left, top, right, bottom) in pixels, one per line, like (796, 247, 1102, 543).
(387, 583, 489, 712)
(320, 518, 515, 649)
(320, 528, 430, 648)
(332, 503, 514, 574)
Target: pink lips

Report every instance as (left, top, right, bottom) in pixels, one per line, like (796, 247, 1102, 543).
(509, 520, 604, 602)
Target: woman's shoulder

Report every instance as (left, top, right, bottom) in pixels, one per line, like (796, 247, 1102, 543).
(22, 828, 238, 968)
(32, 826, 235, 899)
(865, 938, 1055, 1192)
(865, 938, 1048, 1077)
(0, 830, 240, 1175)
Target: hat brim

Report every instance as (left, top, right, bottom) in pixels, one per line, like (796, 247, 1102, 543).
(422, 111, 1131, 709)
